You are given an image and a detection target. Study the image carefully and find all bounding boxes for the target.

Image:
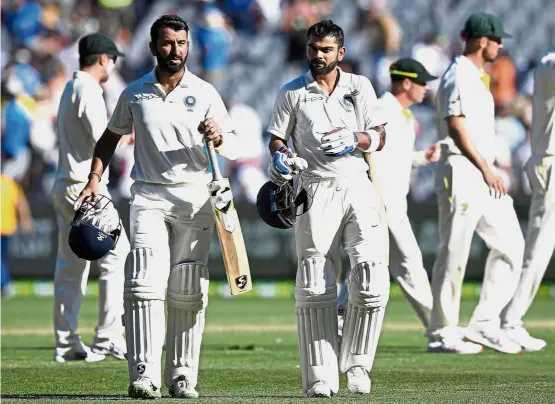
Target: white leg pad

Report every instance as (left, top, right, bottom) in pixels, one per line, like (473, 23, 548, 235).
(339, 261, 389, 373)
(164, 261, 209, 389)
(124, 248, 166, 389)
(295, 256, 339, 394)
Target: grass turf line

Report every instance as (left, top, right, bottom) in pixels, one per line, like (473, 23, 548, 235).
(2, 296, 554, 403)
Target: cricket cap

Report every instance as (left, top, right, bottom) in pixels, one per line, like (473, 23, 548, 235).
(461, 12, 511, 40)
(79, 33, 125, 59)
(389, 58, 437, 86)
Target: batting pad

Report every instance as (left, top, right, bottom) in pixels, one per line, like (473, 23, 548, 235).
(165, 261, 209, 388)
(339, 261, 389, 373)
(124, 248, 166, 389)
(295, 256, 339, 394)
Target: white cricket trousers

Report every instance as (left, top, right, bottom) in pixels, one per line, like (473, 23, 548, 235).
(429, 155, 524, 334)
(385, 196, 433, 328)
(501, 155, 555, 328)
(52, 180, 130, 356)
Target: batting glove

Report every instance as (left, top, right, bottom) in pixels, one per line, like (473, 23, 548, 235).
(319, 128, 359, 157)
(268, 146, 308, 185)
(208, 180, 234, 210)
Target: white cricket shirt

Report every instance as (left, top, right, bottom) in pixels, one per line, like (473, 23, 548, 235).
(267, 68, 386, 177)
(372, 92, 417, 200)
(436, 55, 496, 163)
(107, 67, 238, 185)
(530, 52, 555, 157)
(55, 71, 110, 183)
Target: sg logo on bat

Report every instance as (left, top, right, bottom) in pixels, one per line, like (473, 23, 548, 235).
(235, 275, 248, 290)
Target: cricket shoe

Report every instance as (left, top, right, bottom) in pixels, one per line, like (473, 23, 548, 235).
(346, 366, 371, 394)
(91, 342, 126, 360)
(427, 328, 483, 354)
(465, 326, 522, 354)
(307, 381, 332, 398)
(503, 326, 546, 352)
(54, 345, 105, 363)
(169, 375, 199, 398)
(128, 376, 161, 399)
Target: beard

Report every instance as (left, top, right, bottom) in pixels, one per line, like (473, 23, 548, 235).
(309, 58, 338, 77)
(155, 49, 188, 74)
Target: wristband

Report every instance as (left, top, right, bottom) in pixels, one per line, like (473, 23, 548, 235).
(88, 172, 102, 183)
(364, 130, 380, 153)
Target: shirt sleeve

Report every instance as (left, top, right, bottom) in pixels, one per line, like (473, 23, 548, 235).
(107, 89, 133, 135)
(359, 76, 387, 130)
(267, 86, 296, 141)
(205, 85, 241, 161)
(441, 73, 465, 118)
(78, 88, 108, 142)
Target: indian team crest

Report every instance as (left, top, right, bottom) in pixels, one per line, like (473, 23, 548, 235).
(184, 95, 196, 111)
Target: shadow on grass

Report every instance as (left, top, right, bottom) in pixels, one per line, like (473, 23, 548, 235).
(2, 393, 303, 400)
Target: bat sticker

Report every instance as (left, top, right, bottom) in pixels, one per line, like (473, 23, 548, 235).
(235, 275, 248, 289)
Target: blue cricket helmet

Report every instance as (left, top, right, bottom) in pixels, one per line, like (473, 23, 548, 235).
(68, 195, 122, 261)
(256, 180, 312, 229)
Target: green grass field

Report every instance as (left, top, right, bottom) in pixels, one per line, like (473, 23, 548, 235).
(2, 294, 554, 403)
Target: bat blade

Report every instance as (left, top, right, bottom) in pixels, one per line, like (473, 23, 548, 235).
(210, 178, 252, 296)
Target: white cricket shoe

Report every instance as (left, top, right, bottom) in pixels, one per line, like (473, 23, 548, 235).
(128, 376, 161, 399)
(465, 326, 522, 354)
(91, 341, 126, 360)
(346, 366, 371, 394)
(504, 326, 546, 352)
(427, 328, 483, 354)
(169, 375, 199, 399)
(307, 381, 332, 398)
(54, 345, 105, 363)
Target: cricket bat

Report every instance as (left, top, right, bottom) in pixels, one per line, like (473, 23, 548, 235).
(347, 91, 390, 265)
(203, 133, 252, 295)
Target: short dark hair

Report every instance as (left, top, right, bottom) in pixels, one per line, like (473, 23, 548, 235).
(79, 54, 101, 68)
(150, 14, 189, 42)
(307, 20, 344, 48)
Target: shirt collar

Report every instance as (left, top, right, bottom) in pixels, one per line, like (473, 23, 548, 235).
(303, 67, 349, 92)
(383, 91, 413, 122)
(74, 70, 103, 93)
(144, 66, 190, 88)
(457, 55, 485, 80)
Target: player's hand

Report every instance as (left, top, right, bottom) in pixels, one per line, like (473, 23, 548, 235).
(74, 176, 101, 211)
(208, 180, 233, 210)
(318, 128, 358, 157)
(200, 118, 222, 147)
(268, 146, 307, 185)
(482, 168, 507, 199)
(424, 143, 441, 163)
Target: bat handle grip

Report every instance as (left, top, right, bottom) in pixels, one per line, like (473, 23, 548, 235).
(205, 139, 224, 181)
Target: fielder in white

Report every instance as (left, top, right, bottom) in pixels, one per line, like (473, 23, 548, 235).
(267, 20, 388, 397)
(429, 12, 524, 354)
(337, 58, 440, 330)
(499, 51, 555, 352)
(53, 33, 129, 363)
(76, 15, 240, 399)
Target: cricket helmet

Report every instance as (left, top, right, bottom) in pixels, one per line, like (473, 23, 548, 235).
(256, 180, 312, 229)
(68, 195, 122, 261)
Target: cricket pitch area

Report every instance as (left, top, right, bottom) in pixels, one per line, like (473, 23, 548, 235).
(2, 292, 554, 403)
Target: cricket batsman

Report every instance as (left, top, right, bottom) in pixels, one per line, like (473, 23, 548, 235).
(337, 58, 440, 331)
(267, 20, 388, 397)
(428, 12, 524, 354)
(500, 51, 555, 352)
(76, 14, 241, 399)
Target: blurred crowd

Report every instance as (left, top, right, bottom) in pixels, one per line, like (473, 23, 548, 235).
(0, 0, 545, 210)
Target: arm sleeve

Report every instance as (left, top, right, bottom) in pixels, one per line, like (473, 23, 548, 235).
(106, 89, 133, 135)
(359, 76, 387, 130)
(441, 74, 465, 118)
(78, 89, 108, 142)
(267, 87, 296, 141)
(206, 86, 241, 160)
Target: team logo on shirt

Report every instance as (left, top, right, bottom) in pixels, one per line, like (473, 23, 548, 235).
(184, 95, 196, 111)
